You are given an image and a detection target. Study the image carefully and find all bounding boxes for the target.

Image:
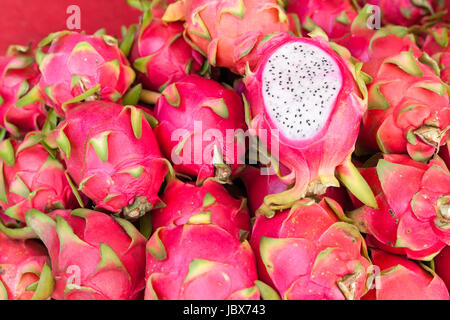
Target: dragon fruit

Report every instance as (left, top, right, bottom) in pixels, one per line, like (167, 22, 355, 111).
(0, 132, 79, 227)
(0, 231, 54, 300)
(359, 48, 450, 161)
(240, 166, 354, 215)
(25, 31, 135, 117)
(250, 198, 371, 300)
(286, 0, 357, 40)
(26, 209, 146, 300)
(244, 32, 375, 213)
(145, 223, 261, 300)
(363, 249, 449, 300)
(153, 75, 247, 184)
(52, 101, 168, 219)
(435, 246, 450, 291)
(349, 154, 450, 261)
(130, 9, 204, 92)
(239, 166, 287, 216)
(163, 0, 290, 74)
(152, 172, 251, 240)
(360, 0, 435, 26)
(422, 25, 450, 84)
(335, 7, 421, 65)
(0, 48, 47, 137)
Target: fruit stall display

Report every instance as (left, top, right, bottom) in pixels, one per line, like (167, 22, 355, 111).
(0, 0, 449, 300)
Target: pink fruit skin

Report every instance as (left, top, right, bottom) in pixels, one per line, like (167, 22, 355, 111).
(244, 33, 366, 203)
(440, 144, 450, 169)
(350, 154, 450, 261)
(423, 26, 450, 84)
(38, 32, 135, 116)
(145, 224, 260, 300)
(239, 166, 287, 216)
(363, 249, 449, 300)
(151, 177, 251, 239)
(0, 134, 79, 223)
(154, 75, 247, 182)
(56, 101, 167, 214)
(131, 18, 204, 92)
(362, 0, 428, 26)
(250, 198, 370, 300)
(0, 55, 46, 137)
(287, 0, 357, 40)
(435, 246, 450, 292)
(359, 50, 450, 161)
(0, 232, 49, 300)
(319, 186, 355, 212)
(335, 8, 422, 66)
(26, 209, 147, 300)
(179, 0, 289, 74)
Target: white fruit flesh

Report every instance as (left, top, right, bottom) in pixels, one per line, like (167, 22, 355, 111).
(262, 41, 342, 140)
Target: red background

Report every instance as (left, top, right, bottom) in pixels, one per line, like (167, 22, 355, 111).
(0, 0, 142, 54)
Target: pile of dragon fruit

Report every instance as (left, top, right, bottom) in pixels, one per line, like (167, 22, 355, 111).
(0, 0, 449, 301)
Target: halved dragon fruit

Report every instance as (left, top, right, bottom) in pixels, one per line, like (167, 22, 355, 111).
(244, 32, 375, 214)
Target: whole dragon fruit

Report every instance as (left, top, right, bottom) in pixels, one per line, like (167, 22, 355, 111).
(244, 32, 375, 213)
(26, 209, 147, 300)
(335, 7, 421, 65)
(26, 31, 135, 117)
(435, 246, 450, 291)
(363, 249, 449, 300)
(250, 198, 371, 300)
(52, 101, 168, 219)
(0, 231, 54, 300)
(130, 9, 204, 92)
(360, 0, 435, 26)
(422, 25, 450, 84)
(154, 75, 247, 184)
(145, 223, 261, 300)
(0, 132, 79, 227)
(286, 0, 357, 40)
(359, 49, 450, 162)
(349, 154, 450, 261)
(152, 172, 251, 240)
(0, 48, 46, 137)
(163, 0, 290, 74)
